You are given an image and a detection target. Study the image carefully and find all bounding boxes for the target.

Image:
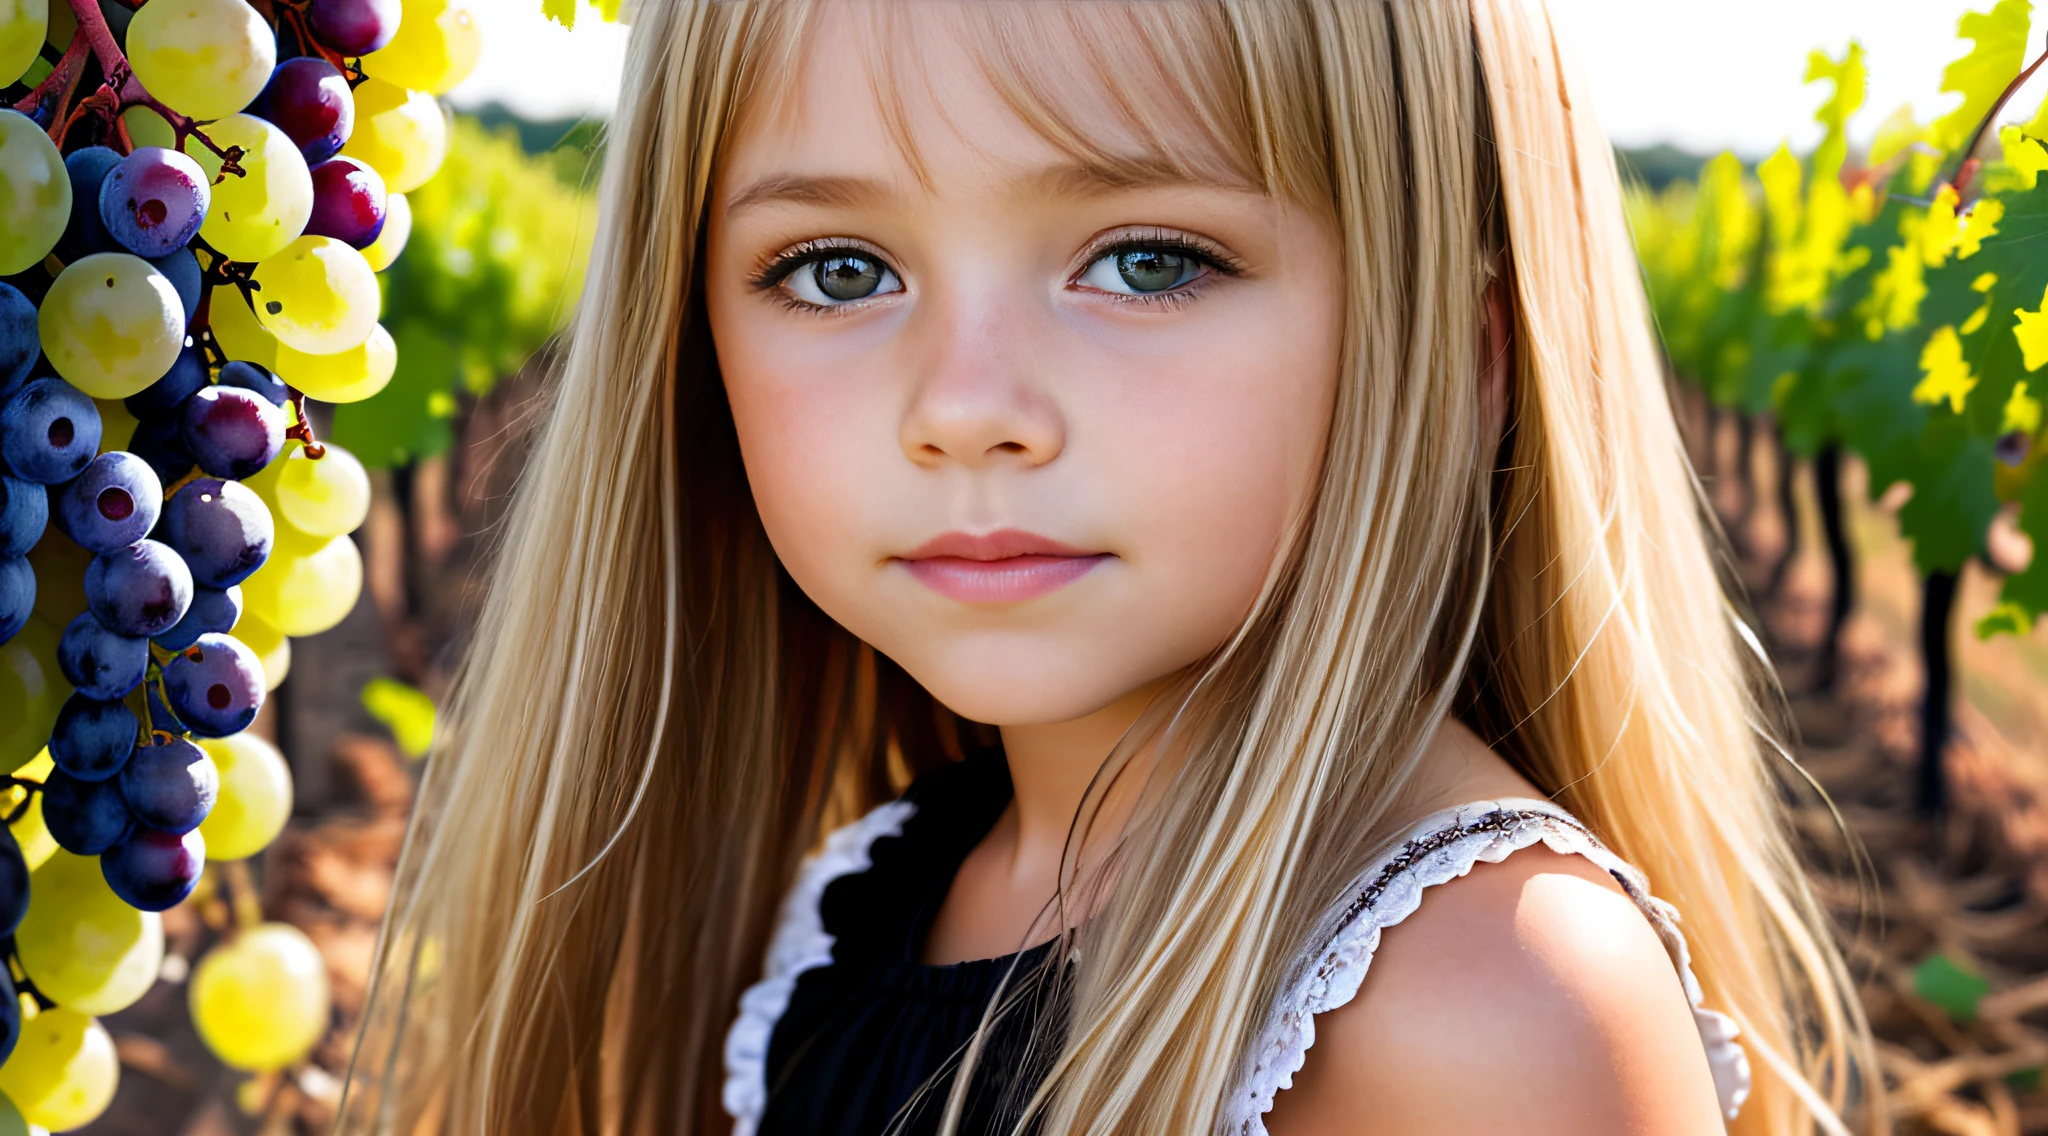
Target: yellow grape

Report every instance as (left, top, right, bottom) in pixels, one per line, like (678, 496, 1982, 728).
(0, 1009, 117, 1131)
(126, 0, 275, 122)
(233, 611, 291, 690)
(207, 281, 279, 370)
(273, 324, 395, 404)
(27, 527, 89, 627)
(0, 109, 69, 275)
(0, 0, 46, 88)
(15, 851, 166, 1016)
(38, 253, 185, 399)
(94, 398, 139, 454)
(0, 616, 62, 771)
(363, 0, 480, 95)
(252, 235, 379, 355)
(362, 191, 411, 272)
(190, 923, 331, 1071)
(240, 531, 363, 637)
(196, 733, 292, 861)
(194, 114, 314, 264)
(9, 751, 55, 872)
(341, 78, 448, 194)
(121, 104, 176, 151)
(246, 441, 372, 537)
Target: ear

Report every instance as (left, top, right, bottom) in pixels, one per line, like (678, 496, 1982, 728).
(1479, 272, 1512, 461)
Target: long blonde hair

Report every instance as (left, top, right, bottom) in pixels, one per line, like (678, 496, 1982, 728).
(338, 2, 1880, 1133)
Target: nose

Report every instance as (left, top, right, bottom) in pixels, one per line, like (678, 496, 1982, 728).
(898, 293, 1065, 469)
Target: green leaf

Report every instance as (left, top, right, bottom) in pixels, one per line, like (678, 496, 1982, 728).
(362, 678, 438, 760)
(1912, 952, 1992, 1021)
(1931, 0, 2035, 154)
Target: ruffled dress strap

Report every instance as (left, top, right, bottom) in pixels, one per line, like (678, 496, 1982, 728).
(1224, 797, 1752, 1135)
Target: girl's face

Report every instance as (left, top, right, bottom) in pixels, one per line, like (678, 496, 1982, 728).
(707, 4, 1343, 727)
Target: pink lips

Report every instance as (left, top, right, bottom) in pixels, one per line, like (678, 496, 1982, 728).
(895, 529, 1111, 603)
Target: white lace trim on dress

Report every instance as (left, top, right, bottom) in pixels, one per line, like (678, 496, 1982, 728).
(1222, 797, 1753, 1134)
(720, 799, 917, 1136)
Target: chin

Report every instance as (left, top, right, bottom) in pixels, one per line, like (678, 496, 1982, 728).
(882, 637, 1168, 728)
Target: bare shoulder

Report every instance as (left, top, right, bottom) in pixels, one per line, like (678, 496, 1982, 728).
(1263, 847, 1726, 1136)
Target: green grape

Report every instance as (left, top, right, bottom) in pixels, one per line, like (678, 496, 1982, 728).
(121, 104, 176, 151)
(341, 78, 448, 194)
(94, 398, 139, 454)
(126, 0, 276, 122)
(273, 323, 396, 404)
(251, 235, 379, 355)
(234, 612, 291, 691)
(190, 922, 330, 1071)
(246, 440, 372, 537)
(196, 732, 292, 861)
(38, 253, 186, 399)
(208, 281, 280, 370)
(9, 751, 55, 873)
(0, 0, 46, 88)
(362, 191, 411, 272)
(27, 529, 88, 627)
(0, 616, 63, 772)
(363, 0, 480, 96)
(0, 1009, 116, 1131)
(0, 109, 69, 275)
(16, 851, 166, 1016)
(195, 114, 314, 264)
(240, 531, 363, 637)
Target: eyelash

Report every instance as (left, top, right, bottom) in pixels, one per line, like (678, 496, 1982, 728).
(747, 230, 1242, 314)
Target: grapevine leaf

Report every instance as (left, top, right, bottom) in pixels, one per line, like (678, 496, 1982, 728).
(1930, 0, 2035, 154)
(1889, 413, 1999, 572)
(543, 0, 578, 28)
(2001, 457, 2048, 620)
(1869, 104, 1926, 168)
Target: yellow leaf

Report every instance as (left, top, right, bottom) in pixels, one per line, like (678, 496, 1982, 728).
(1932, 0, 2034, 153)
(2003, 380, 2044, 433)
(1863, 243, 1929, 336)
(1916, 325, 1978, 412)
(1870, 103, 1926, 168)
(2017, 284, 2048, 372)
(1956, 198, 2004, 259)
(542, 0, 577, 27)
(2000, 124, 2048, 190)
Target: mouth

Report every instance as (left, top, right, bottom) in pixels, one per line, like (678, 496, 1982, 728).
(893, 529, 1112, 604)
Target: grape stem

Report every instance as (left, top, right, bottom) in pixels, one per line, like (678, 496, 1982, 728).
(43, 0, 248, 172)
(286, 389, 328, 458)
(9, 33, 90, 118)
(0, 945, 56, 1011)
(1893, 31, 2048, 208)
(0, 777, 39, 826)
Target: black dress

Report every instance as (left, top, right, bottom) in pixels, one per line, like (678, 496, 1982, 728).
(757, 756, 1065, 1136)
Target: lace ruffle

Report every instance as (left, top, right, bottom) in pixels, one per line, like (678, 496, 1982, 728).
(1223, 797, 1752, 1134)
(720, 799, 917, 1136)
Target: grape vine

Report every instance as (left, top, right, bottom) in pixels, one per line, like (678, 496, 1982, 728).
(0, 0, 475, 1125)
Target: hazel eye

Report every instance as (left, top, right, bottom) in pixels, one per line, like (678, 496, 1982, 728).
(1078, 247, 1206, 295)
(783, 253, 903, 305)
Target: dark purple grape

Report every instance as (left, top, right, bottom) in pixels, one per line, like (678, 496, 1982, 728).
(218, 360, 288, 407)
(126, 345, 209, 418)
(159, 478, 272, 588)
(252, 58, 356, 165)
(0, 967, 16, 1067)
(0, 379, 102, 485)
(127, 415, 195, 485)
(59, 147, 123, 260)
(148, 249, 202, 323)
(49, 692, 138, 781)
(86, 538, 192, 637)
(305, 156, 386, 248)
(0, 282, 34, 395)
(154, 585, 242, 652)
(0, 556, 30, 644)
(99, 148, 211, 259)
(179, 386, 284, 480)
(58, 611, 148, 700)
(307, 0, 401, 55)
(0, 476, 46, 557)
(145, 681, 184, 734)
(102, 827, 205, 911)
(42, 768, 135, 856)
(162, 632, 264, 737)
(0, 824, 27, 938)
(55, 451, 163, 554)
(119, 735, 217, 834)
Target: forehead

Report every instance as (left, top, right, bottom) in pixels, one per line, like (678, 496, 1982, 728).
(718, 0, 1264, 200)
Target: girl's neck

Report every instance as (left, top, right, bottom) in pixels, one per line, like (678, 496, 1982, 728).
(996, 678, 1168, 875)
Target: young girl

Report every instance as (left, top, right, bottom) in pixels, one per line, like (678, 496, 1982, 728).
(339, 2, 1881, 1133)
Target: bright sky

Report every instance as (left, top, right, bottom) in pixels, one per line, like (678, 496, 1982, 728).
(451, 1, 2028, 157)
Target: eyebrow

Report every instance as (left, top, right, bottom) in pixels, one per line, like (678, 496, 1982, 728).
(723, 158, 1261, 216)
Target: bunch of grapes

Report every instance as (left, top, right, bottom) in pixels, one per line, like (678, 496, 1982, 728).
(0, 0, 474, 1126)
